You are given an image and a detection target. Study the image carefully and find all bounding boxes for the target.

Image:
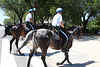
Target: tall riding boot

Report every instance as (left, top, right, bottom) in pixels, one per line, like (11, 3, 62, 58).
(61, 40, 69, 52)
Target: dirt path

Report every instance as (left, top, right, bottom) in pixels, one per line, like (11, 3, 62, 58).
(69, 35, 100, 67)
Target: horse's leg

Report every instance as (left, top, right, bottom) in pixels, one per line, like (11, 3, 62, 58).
(66, 52, 72, 65)
(10, 37, 15, 53)
(41, 49, 48, 67)
(15, 38, 21, 54)
(57, 52, 72, 65)
(27, 48, 37, 67)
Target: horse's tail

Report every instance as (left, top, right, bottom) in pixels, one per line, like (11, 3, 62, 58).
(2, 27, 8, 38)
(2, 34, 6, 38)
(2, 28, 8, 38)
(17, 30, 35, 52)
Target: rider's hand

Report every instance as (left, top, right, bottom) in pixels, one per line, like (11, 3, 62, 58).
(32, 22, 34, 25)
(60, 21, 64, 28)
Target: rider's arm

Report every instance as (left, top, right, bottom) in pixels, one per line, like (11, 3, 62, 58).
(59, 15, 64, 28)
(30, 18, 34, 25)
(60, 21, 64, 28)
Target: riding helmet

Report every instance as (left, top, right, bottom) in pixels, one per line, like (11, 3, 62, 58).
(29, 9, 34, 12)
(56, 8, 62, 12)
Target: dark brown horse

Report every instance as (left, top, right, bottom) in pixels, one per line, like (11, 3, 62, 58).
(9, 24, 49, 54)
(17, 29, 73, 67)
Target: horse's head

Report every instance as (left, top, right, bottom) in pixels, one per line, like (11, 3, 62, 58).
(67, 26, 82, 39)
(5, 25, 13, 34)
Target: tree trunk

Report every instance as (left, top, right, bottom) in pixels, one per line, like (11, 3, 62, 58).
(41, 19, 44, 24)
(82, 11, 93, 33)
(14, 14, 16, 25)
(20, 18, 22, 24)
(83, 22, 87, 33)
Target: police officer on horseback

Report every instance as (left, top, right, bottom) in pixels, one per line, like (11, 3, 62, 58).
(25, 9, 34, 30)
(52, 8, 69, 52)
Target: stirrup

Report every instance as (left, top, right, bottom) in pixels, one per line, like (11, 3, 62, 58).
(55, 37, 62, 40)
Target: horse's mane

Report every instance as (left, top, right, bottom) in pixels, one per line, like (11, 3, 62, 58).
(35, 24, 49, 29)
(66, 26, 77, 31)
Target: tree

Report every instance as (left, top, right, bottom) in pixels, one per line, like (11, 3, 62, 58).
(34, 0, 54, 24)
(4, 10, 19, 25)
(57, 0, 82, 25)
(24, 0, 33, 9)
(80, 0, 100, 32)
(0, 0, 28, 24)
(0, 0, 100, 31)
(3, 19, 13, 25)
(23, 0, 58, 24)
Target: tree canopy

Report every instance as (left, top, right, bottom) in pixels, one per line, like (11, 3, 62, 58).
(0, 0, 28, 24)
(0, 0, 100, 33)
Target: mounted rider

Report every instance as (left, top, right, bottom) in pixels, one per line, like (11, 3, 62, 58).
(52, 8, 68, 52)
(25, 9, 34, 31)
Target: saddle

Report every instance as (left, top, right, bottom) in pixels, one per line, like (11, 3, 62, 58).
(52, 26, 62, 40)
(52, 26, 69, 52)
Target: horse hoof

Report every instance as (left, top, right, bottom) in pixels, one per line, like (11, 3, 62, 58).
(69, 62, 72, 65)
(68, 61, 72, 65)
(56, 62, 62, 65)
(19, 53, 22, 55)
(19, 52, 22, 55)
(9, 51, 11, 54)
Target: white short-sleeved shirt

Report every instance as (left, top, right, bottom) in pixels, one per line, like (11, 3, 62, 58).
(52, 13, 63, 26)
(25, 13, 32, 22)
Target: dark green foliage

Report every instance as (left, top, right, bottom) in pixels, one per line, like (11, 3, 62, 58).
(0, 0, 100, 34)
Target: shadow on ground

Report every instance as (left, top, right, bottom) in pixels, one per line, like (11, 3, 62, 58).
(59, 61, 96, 67)
(35, 51, 61, 57)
